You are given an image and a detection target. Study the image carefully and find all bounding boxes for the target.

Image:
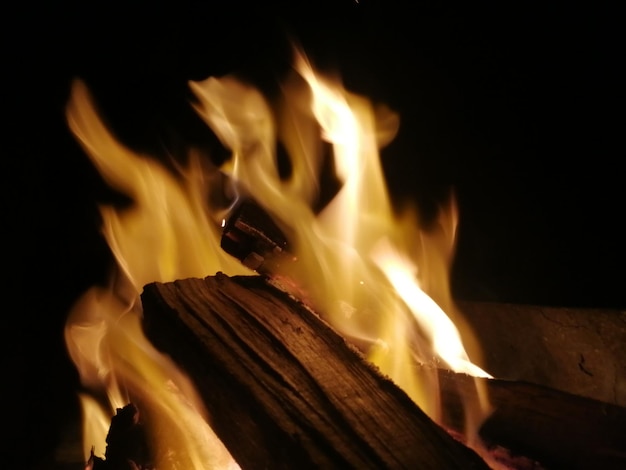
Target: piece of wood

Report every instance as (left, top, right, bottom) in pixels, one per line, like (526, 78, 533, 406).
(437, 370, 626, 470)
(140, 273, 490, 470)
(87, 403, 153, 470)
(482, 378, 626, 470)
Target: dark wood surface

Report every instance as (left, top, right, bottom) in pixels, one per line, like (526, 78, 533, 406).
(439, 371, 626, 470)
(141, 273, 490, 469)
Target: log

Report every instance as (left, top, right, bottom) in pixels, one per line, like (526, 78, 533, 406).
(87, 403, 153, 470)
(140, 273, 490, 470)
(438, 371, 626, 470)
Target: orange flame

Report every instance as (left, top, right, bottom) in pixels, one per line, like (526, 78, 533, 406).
(64, 47, 491, 468)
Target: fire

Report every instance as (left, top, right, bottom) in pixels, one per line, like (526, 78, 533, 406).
(64, 47, 492, 468)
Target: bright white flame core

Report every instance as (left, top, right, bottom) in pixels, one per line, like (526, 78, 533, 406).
(371, 238, 491, 378)
(64, 48, 490, 468)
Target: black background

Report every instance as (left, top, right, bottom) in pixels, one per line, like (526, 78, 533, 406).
(3, 2, 623, 468)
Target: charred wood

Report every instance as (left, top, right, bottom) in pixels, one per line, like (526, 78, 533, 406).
(86, 403, 154, 470)
(438, 370, 626, 470)
(140, 273, 490, 470)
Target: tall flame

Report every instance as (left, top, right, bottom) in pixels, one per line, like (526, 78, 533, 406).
(64, 48, 491, 468)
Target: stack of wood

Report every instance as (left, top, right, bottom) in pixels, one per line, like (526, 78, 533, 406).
(86, 200, 626, 469)
(137, 273, 626, 470)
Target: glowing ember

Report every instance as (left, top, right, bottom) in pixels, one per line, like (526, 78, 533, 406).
(64, 47, 492, 468)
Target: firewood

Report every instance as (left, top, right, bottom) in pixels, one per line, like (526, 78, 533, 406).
(87, 403, 154, 470)
(211, 198, 626, 468)
(220, 200, 289, 274)
(438, 370, 626, 470)
(140, 273, 490, 469)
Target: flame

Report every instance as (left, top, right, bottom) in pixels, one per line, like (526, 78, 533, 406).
(64, 47, 492, 468)
(65, 80, 247, 468)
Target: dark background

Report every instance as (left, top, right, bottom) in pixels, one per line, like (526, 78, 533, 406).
(3, 1, 623, 468)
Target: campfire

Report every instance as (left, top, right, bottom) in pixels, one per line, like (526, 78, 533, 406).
(58, 42, 625, 470)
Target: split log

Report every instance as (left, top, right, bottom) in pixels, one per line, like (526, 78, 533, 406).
(141, 273, 490, 470)
(438, 370, 626, 470)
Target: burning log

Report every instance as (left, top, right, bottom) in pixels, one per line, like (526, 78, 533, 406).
(438, 371, 626, 470)
(140, 273, 490, 469)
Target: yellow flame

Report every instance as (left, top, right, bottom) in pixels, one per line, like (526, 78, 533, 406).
(65, 80, 247, 468)
(371, 237, 491, 378)
(64, 47, 491, 468)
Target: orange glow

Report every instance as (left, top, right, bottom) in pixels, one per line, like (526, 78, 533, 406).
(64, 47, 492, 468)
